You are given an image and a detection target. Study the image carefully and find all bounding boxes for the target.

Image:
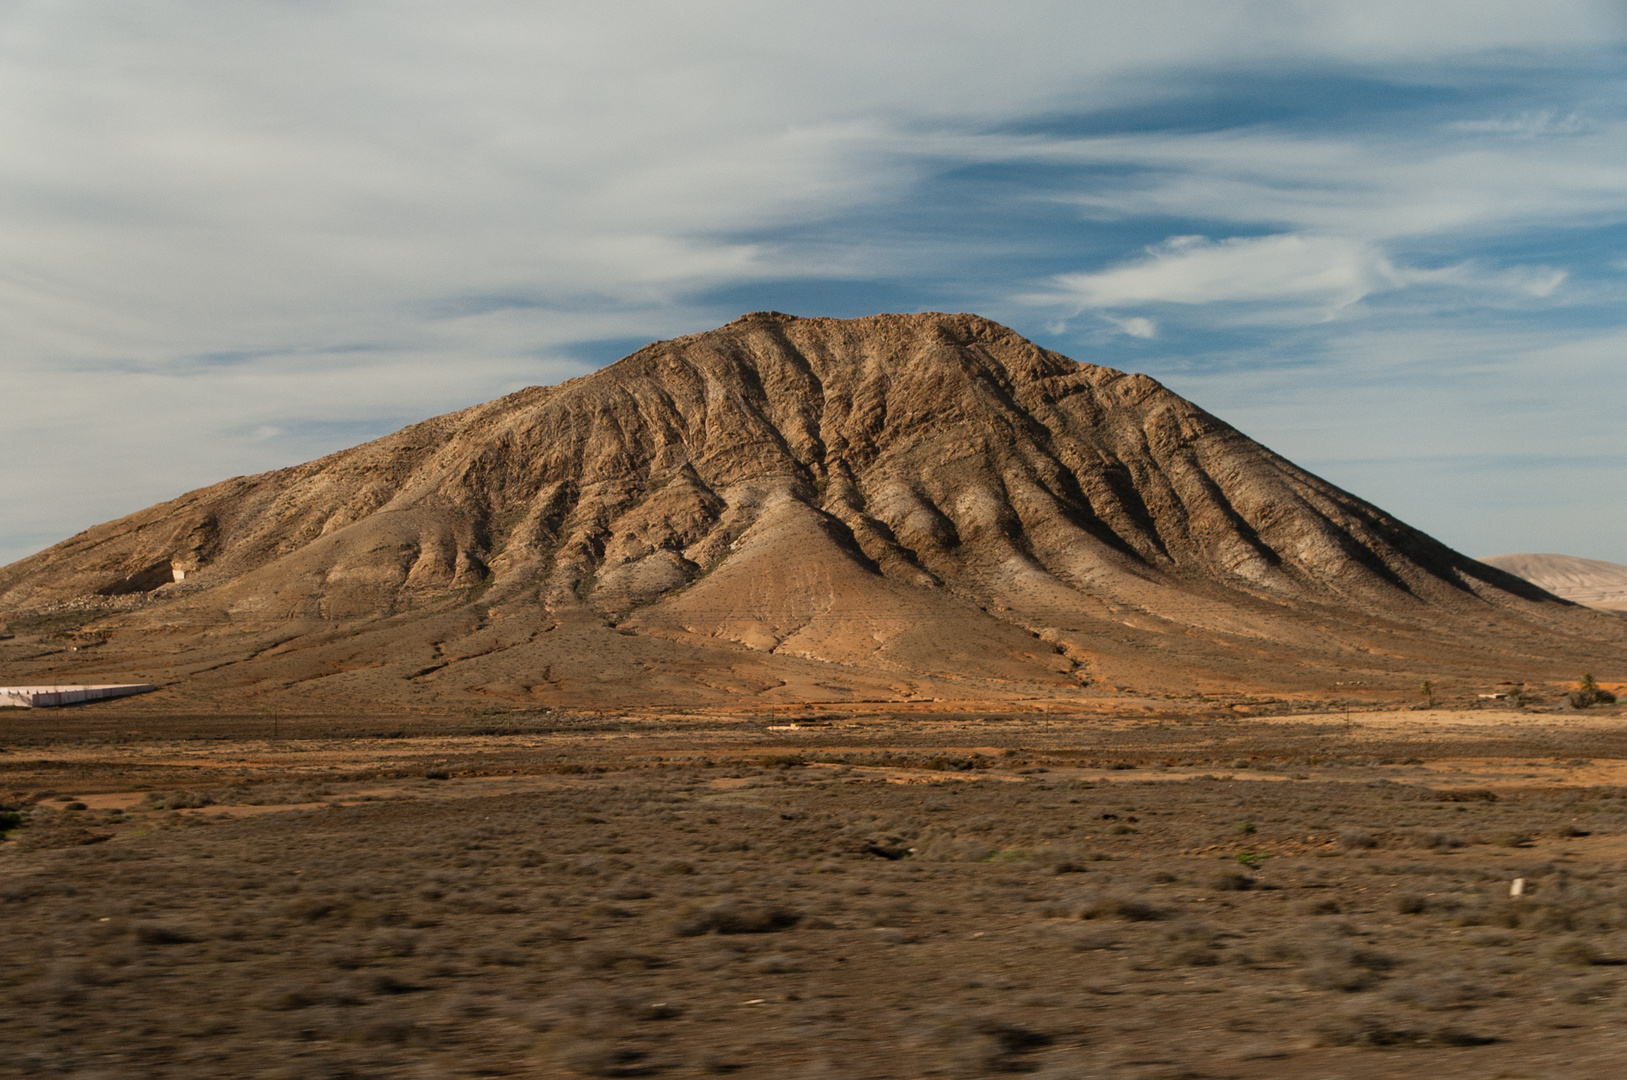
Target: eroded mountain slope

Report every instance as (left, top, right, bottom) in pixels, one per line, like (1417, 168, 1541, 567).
(2, 312, 1621, 711)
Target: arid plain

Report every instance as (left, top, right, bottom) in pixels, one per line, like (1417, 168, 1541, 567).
(7, 698, 1627, 1079)
(4, 314, 1626, 1078)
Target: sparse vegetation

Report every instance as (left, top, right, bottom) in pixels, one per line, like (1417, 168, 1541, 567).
(1571, 673, 1618, 709)
(672, 898, 800, 937)
(142, 790, 214, 810)
(1338, 827, 1377, 849)
(1210, 870, 1256, 891)
(3, 709, 1627, 1076)
(1299, 941, 1398, 993)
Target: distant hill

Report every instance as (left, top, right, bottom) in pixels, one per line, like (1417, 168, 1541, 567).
(1480, 553, 1627, 615)
(2, 312, 1622, 712)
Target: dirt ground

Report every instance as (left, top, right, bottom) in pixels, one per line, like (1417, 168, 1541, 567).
(5, 702, 1627, 1079)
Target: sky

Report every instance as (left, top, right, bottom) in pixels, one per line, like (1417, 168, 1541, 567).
(3, 1, 1625, 566)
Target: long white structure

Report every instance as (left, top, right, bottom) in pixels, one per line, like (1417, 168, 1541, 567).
(0, 684, 157, 708)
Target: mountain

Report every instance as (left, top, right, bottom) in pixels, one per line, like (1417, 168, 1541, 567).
(2, 312, 1621, 713)
(1480, 553, 1627, 616)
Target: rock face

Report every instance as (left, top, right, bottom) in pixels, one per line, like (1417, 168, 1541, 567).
(1480, 554, 1627, 615)
(2, 312, 1621, 711)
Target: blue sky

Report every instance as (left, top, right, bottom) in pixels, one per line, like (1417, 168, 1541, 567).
(2, 1, 1625, 565)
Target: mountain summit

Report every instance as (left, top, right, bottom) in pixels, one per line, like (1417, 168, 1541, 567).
(2, 312, 1620, 710)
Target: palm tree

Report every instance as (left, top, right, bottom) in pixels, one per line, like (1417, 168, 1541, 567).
(1570, 674, 1617, 709)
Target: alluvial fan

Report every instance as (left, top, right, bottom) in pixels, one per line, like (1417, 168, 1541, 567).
(2, 312, 1621, 711)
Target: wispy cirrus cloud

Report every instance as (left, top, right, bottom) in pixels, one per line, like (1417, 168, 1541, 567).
(1030, 233, 1568, 329)
(973, 117, 1627, 240)
(1451, 110, 1591, 136)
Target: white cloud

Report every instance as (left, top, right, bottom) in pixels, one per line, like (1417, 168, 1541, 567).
(1102, 314, 1159, 338)
(1050, 234, 1393, 315)
(958, 119, 1627, 243)
(1452, 110, 1590, 137)
(1419, 262, 1568, 298)
(1031, 234, 1566, 324)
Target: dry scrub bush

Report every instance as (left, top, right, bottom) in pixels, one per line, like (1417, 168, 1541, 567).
(1299, 941, 1398, 992)
(672, 898, 800, 937)
(1402, 829, 1466, 850)
(1033, 846, 1110, 874)
(1385, 973, 1503, 1010)
(1549, 937, 1609, 966)
(143, 791, 214, 810)
(1314, 1012, 1494, 1048)
(536, 988, 688, 1075)
(134, 922, 199, 946)
(1035, 923, 1121, 952)
(1235, 938, 1307, 966)
(1563, 976, 1617, 1004)
(1209, 871, 1255, 892)
(1079, 896, 1165, 922)
(1438, 788, 1498, 803)
(921, 1013, 1054, 1077)
(547, 1028, 654, 1077)
(1158, 921, 1224, 966)
(907, 829, 992, 863)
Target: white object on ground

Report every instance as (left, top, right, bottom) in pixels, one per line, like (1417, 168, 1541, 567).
(0, 684, 156, 708)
